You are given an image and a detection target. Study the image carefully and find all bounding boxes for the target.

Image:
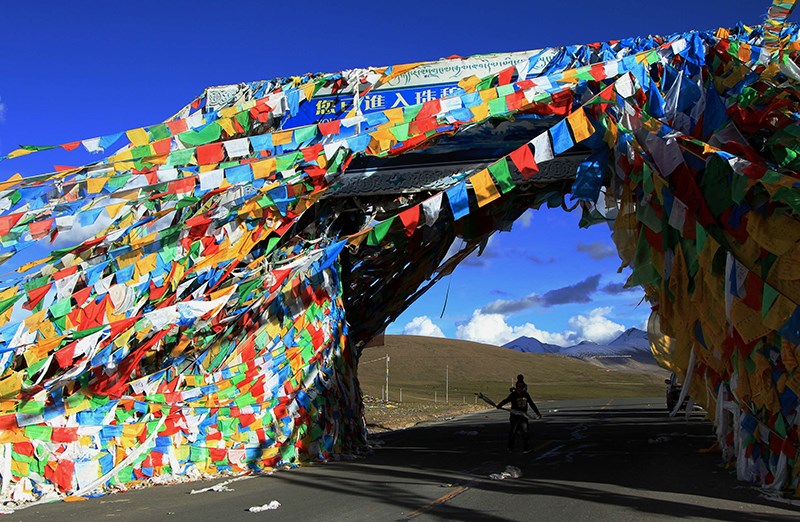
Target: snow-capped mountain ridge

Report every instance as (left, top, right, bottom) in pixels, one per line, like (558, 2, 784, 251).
(502, 328, 654, 363)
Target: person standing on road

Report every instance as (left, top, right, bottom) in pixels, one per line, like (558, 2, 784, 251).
(497, 381, 542, 453)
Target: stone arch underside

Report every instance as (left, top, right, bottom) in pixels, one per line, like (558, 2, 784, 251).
(1, 4, 800, 502)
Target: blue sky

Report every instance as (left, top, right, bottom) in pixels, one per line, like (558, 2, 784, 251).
(0, 1, 793, 346)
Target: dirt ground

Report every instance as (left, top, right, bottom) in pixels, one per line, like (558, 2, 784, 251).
(363, 395, 488, 433)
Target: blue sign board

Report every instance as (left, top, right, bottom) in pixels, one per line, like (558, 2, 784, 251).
(281, 83, 465, 130)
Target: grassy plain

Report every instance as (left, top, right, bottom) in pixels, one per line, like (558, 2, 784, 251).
(359, 335, 667, 410)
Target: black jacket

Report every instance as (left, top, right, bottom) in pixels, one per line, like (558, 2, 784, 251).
(497, 390, 541, 417)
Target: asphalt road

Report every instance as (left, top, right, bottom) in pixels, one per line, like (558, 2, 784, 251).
(6, 397, 800, 521)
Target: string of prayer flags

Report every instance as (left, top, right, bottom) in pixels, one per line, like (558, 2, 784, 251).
(0, 2, 799, 506)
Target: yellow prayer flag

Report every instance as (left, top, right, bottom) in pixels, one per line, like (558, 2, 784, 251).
(133, 253, 158, 280)
(0, 287, 18, 302)
(37, 318, 58, 339)
(458, 75, 481, 92)
(126, 128, 150, 146)
(218, 117, 236, 136)
(301, 82, 317, 101)
(105, 202, 126, 219)
(371, 125, 396, 143)
(384, 108, 404, 125)
(560, 68, 579, 83)
(478, 88, 498, 102)
(0, 173, 23, 191)
(86, 176, 108, 194)
(111, 149, 134, 162)
(471, 169, 501, 207)
(470, 104, 489, 121)
(0, 371, 22, 399)
(346, 229, 370, 248)
(272, 131, 293, 146)
(218, 106, 239, 118)
(252, 158, 276, 179)
(7, 149, 35, 159)
(567, 108, 595, 143)
(23, 310, 47, 332)
(113, 161, 136, 172)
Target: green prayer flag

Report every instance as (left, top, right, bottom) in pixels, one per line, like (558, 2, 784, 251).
(488, 159, 514, 194)
(166, 148, 196, 168)
(762, 283, 780, 319)
(496, 84, 515, 97)
(178, 122, 222, 146)
(149, 123, 171, 141)
(390, 123, 410, 142)
(276, 151, 302, 172)
(20, 144, 57, 152)
(476, 76, 493, 91)
(294, 125, 317, 144)
(265, 236, 281, 255)
(488, 97, 508, 117)
(24, 425, 53, 441)
(0, 293, 22, 315)
(403, 104, 423, 122)
(366, 217, 395, 246)
(235, 111, 251, 133)
(49, 297, 72, 318)
(107, 172, 132, 190)
(731, 172, 749, 204)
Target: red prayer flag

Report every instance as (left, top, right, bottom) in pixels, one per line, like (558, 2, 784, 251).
(28, 218, 54, 240)
(166, 119, 188, 135)
(72, 286, 92, 307)
(196, 142, 224, 165)
(302, 144, 324, 162)
(151, 138, 171, 156)
(498, 66, 515, 86)
(318, 120, 341, 136)
(168, 177, 196, 195)
(0, 213, 24, 236)
(55, 343, 77, 368)
(590, 63, 606, 81)
(509, 143, 539, 179)
(399, 206, 420, 236)
(61, 141, 81, 151)
(51, 427, 79, 443)
(23, 283, 53, 311)
(416, 99, 441, 121)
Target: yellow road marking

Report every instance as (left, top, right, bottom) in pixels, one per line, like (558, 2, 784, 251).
(403, 440, 556, 519)
(403, 485, 470, 519)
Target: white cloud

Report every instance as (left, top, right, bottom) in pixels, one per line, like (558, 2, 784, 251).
(568, 307, 625, 344)
(519, 210, 533, 227)
(52, 211, 113, 247)
(402, 316, 445, 338)
(576, 241, 616, 260)
(455, 307, 629, 347)
(455, 311, 574, 346)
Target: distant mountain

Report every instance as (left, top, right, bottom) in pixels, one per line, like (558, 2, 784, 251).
(503, 328, 655, 365)
(607, 327, 650, 350)
(502, 336, 562, 354)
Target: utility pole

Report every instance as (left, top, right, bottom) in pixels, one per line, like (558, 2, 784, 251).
(446, 365, 449, 403)
(385, 354, 390, 403)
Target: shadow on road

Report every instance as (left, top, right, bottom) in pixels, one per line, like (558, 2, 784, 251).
(263, 400, 798, 521)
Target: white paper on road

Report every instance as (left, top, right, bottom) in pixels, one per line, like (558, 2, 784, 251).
(489, 466, 522, 480)
(249, 500, 281, 512)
